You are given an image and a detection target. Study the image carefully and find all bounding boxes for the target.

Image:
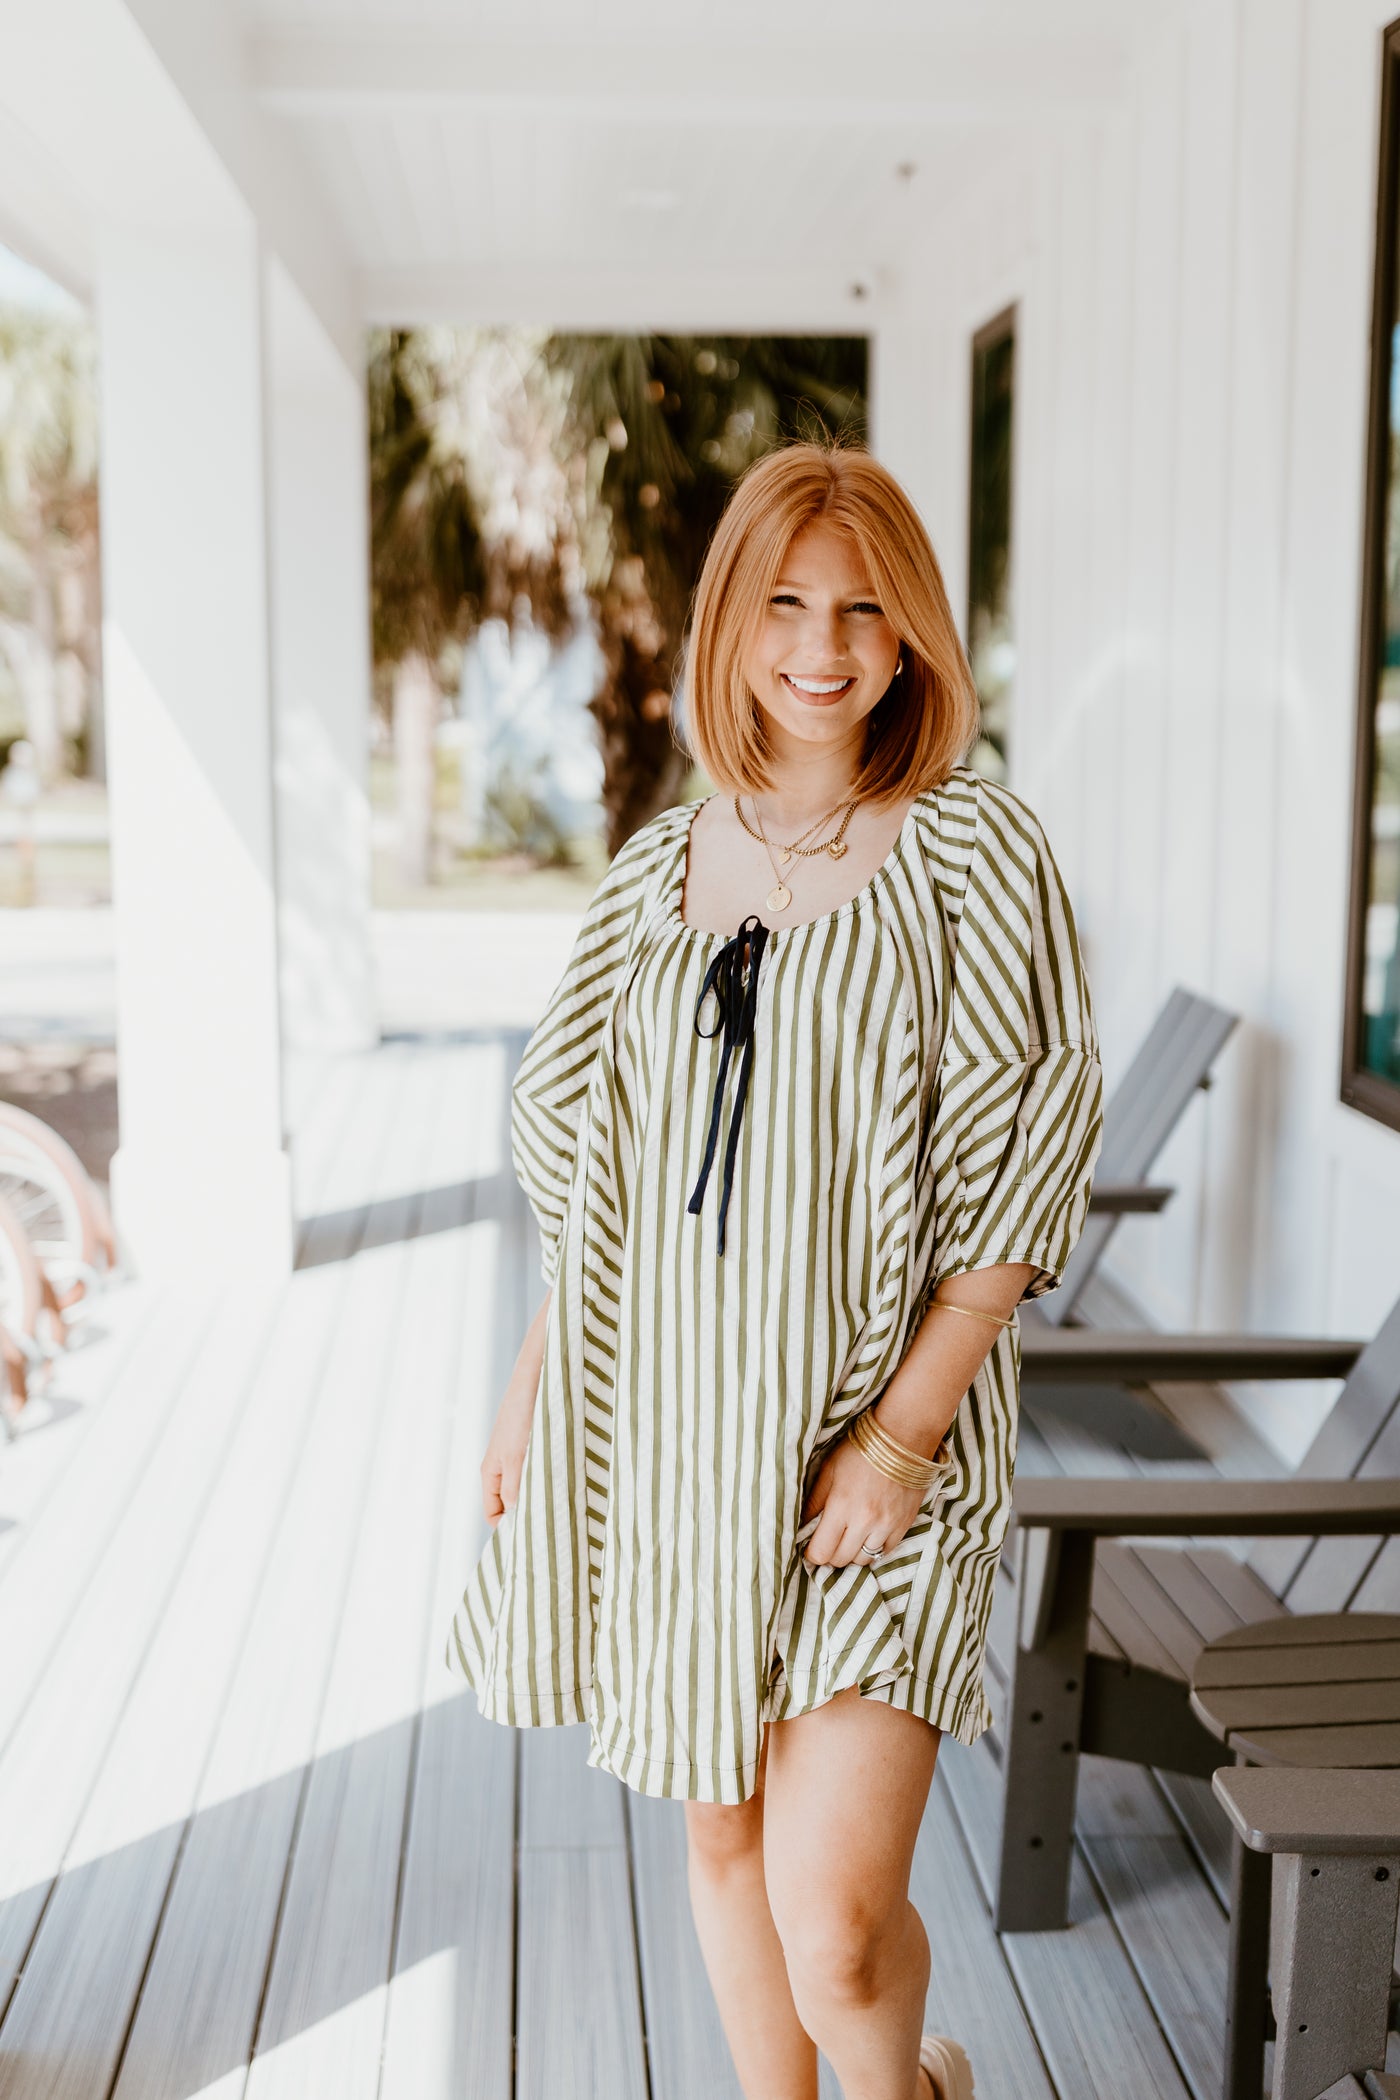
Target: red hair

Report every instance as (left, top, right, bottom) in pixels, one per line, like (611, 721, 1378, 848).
(684, 442, 980, 801)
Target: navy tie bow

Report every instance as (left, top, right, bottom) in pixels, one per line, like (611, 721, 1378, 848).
(687, 913, 770, 1255)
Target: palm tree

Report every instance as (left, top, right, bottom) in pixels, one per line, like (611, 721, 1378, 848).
(368, 326, 588, 885)
(366, 327, 868, 878)
(367, 328, 488, 888)
(0, 306, 100, 785)
(543, 333, 868, 851)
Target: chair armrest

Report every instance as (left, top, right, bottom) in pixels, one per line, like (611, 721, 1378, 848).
(1019, 1326, 1364, 1385)
(1213, 1766, 1400, 1856)
(1012, 1474, 1400, 1536)
(1086, 1182, 1174, 1215)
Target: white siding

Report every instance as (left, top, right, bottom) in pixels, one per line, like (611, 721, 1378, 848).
(875, 0, 1400, 1461)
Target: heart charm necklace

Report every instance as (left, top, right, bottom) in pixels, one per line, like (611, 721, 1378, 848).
(733, 794, 862, 915)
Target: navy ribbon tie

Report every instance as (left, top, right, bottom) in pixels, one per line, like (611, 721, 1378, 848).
(687, 912, 770, 1255)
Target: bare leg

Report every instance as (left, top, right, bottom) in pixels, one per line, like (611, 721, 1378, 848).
(682, 1724, 820, 2100)
(762, 1685, 944, 2100)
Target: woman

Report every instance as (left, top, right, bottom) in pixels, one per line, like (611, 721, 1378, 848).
(446, 441, 1104, 2100)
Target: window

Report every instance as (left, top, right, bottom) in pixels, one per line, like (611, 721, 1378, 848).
(966, 305, 1016, 783)
(1344, 20, 1400, 1128)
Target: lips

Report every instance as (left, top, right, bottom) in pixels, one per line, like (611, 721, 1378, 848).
(782, 673, 855, 702)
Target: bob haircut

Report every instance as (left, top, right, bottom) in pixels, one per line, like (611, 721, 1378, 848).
(683, 441, 981, 804)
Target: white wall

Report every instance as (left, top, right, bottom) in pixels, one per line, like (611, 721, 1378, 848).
(875, 0, 1400, 1461)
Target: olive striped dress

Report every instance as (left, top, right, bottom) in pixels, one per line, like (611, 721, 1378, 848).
(445, 764, 1104, 1803)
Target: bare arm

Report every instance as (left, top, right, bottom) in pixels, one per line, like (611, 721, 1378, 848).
(480, 1287, 553, 1527)
(871, 1265, 1037, 1458)
(801, 1265, 1036, 1567)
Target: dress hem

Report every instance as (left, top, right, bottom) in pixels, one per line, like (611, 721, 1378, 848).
(446, 1635, 993, 1803)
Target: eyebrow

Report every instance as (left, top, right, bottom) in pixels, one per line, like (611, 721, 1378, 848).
(772, 578, 881, 596)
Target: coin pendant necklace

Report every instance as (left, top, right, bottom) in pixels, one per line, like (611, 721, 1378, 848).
(733, 794, 862, 915)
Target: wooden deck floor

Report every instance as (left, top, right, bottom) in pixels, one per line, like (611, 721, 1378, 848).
(0, 1029, 1369, 2099)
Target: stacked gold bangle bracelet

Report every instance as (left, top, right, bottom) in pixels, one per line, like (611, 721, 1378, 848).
(846, 1407, 952, 1493)
(844, 1299, 1012, 1499)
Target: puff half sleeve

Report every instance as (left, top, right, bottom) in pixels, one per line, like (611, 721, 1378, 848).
(509, 827, 656, 1289)
(920, 783, 1105, 1308)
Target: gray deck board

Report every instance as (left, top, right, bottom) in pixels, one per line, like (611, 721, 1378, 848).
(940, 1734, 1195, 2100)
(1011, 1395, 1278, 2091)
(0, 1045, 411, 2097)
(3, 1265, 344, 2100)
(0, 1279, 285, 2080)
(0, 1283, 228, 1761)
(517, 1733, 651, 2100)
(627, 1791, 747, 2100)
(104, 1046, 418, 2100)
(517, 1847, 649, 2100)
(0, 1277, 164, 1586)
(0, 1034, 1309, 2100)
(242, 1046, 473, 2100)
(384, 1042, 519, 2100)
(1080, 1833, 1228, 2094)
(912, 1759, 1059, 2100)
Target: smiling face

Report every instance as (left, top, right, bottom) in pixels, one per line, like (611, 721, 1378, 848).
(741, 518, 903, 760)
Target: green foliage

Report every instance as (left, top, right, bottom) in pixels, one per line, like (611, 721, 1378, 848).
(366, 328, 487, 672)
(364, 326, 869, 843)
(547, 331, 866, 648)
(481, 758, 577, 865)
(365, 324, 868, 694)
(541, 332, 868, 834)
(0, 304, 101, 774)
(0, 304, 98, 544)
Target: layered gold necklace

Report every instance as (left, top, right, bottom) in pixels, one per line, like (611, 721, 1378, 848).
(734, 794, 862, 915)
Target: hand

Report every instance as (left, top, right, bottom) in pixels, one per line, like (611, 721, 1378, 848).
(480, 1373, 539, 1527)
(480, 1290, 553, 1528)
(799, 1433, 929, 1569)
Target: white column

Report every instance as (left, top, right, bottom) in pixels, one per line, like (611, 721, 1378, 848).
(265, 257, 376, 1062)
(98, 220, 293, 1280)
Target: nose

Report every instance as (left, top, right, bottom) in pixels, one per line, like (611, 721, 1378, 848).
(796, 601, 848, 664)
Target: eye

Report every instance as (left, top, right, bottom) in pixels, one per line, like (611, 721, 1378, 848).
(849, 600, 884, 616)
(770, 592, 802, 607)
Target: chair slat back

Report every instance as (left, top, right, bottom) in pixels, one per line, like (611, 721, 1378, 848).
(1045, 987, 1238, 1327)
(1249, 1294, 1400, 1608)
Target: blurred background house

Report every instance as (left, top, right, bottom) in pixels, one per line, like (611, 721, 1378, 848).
(0, 0, 1397, 1467)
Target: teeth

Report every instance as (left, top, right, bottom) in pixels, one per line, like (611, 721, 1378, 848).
(787, 676, 851, 694)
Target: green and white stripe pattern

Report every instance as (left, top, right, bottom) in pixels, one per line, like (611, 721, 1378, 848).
(446, 765, 1104, 1803)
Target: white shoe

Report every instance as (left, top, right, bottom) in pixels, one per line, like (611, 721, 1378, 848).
(918, 2032, 976, 2100)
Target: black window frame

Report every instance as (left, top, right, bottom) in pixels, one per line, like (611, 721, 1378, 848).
(1343, 19, 1400, 1129)
(966, 302, 1018, 779)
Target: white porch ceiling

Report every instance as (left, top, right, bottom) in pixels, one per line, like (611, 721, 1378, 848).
(235, 0, 1176, 330)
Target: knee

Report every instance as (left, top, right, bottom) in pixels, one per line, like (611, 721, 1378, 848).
(683, 1795, 765, 1879)
(776, 1897, 903, 2010)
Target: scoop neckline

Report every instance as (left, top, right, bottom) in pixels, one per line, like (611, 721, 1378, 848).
(664, 787, 931, 943)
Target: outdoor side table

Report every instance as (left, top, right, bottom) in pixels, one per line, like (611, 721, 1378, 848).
(1188, 1612, 1400, 2100)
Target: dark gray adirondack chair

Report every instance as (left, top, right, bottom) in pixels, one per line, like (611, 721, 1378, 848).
(1033, 985, 1238, 1328)
(1214, 1765, 1400, 2100)
(995, 1296, 1400, 1934)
